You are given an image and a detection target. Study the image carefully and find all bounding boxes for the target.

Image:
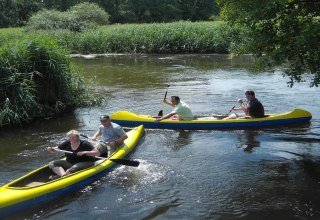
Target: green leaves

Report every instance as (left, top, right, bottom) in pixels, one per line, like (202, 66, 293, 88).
(217, 0, 320, 87)
(0, 37, 102, 127)
(25, 3, 110, 32)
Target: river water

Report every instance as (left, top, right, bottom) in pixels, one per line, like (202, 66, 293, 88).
(1, 54, 320, 220)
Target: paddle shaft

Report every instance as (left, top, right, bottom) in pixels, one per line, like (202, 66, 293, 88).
(53, 149, 140, 167)
(158, 85, 170, 116)
(227, 106, 236, 115)
(54, 148, 105, 159)
(195, 106, 237, 118)
(80, 134, 110, 145)
(163, 86, 169, 100)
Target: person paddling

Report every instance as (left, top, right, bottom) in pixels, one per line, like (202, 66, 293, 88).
(90, 115, 128, 156)
(223, 90, 264, 120)
(47, 130, 99, 179)
(155, 96, 194, 121)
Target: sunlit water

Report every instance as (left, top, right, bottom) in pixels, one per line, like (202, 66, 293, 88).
(1, 54, 319, 220)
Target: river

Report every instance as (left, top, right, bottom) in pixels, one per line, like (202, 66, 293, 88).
(1, 54, 320, 220)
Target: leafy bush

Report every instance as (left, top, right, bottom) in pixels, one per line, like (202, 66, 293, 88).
(25, 3, 109, 32)
(25, 9, 91, 32)
(69, 2, 110, 26)
(0, 36, 101, 127)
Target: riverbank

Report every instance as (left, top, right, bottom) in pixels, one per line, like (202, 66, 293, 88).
(0, 21, 248, 127)
(0, 21, 248, 54)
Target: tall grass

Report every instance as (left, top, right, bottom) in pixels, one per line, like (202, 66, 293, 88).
(0, 28, 24, 47)
(65, 21, 248, 54)
(0, 36, 101, 127)
(0, 21, 248, 54)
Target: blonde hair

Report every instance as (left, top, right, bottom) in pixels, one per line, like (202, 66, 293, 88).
(66, 130, 80, 137)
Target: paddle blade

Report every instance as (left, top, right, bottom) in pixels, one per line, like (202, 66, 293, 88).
(110, 158, 140, 167)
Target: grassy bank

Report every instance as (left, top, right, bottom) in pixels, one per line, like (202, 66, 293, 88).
(0, 21, 248, 54)
(0, 36, 101, 127)
(0, 21, 247, 127)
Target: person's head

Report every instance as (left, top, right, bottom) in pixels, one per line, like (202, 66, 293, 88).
(66, 130, 80, 142)
(100, 115, 111, 127)
(170, 96, 180, 105)
(245, 90, 255, 100)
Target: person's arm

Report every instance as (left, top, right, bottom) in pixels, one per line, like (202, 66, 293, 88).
(163, 99, 174, 107)
(116, 133, 128, 144)
(47, 146, 59, 152)
(47, 140, 68, 152)
(237, 99, 249, 115)
(155, 112, 175, 122)
(90, 130, 101, 141)
(77, 141, 101, 157)
(77, 148, 100, 157)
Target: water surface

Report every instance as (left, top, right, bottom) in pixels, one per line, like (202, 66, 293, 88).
(1, 54, 319, 220)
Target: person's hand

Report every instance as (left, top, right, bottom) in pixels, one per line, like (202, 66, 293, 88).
(47, 147, 55, 152)
(237, 99, 243, 104)
(163, 99, 170, 104)
(89, 136, 96, 141)
(155, 118, 161, 122)
(77, 151, 86, 156)
(109, 141, 118, 147)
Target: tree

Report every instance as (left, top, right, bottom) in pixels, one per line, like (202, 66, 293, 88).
(179, 0, 219, 21)
(0, 0, 40, 27)
(40, 0, 82, 11)
(217, 0, 320, 87)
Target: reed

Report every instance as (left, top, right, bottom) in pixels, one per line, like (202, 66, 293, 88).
(65, 21, 247, 54)
(0, 36, 101, 127)
(0, 21, 247, 54)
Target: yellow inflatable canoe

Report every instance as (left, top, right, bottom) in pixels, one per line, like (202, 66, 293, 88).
(110, 109, 312, 130)
(0, 125, 144, 218)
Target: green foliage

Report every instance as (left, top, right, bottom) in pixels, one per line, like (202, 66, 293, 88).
(39, 0, 218, 24)
(1, 21, 247, 54)
(25, 3, 109, 32)
(217, 0, 320, 87)
(0, 0, 40, 28)
(0, 28, 25, 47)
(0, 37, 101, 127)
(25, 9, 93, 32)
(1, 0, 219, 27)
(49, 21, 246, 54)
(69, 2, 110, 25)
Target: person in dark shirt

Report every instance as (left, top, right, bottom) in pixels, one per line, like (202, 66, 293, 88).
(223, 90, 264, 120)
(47, 130, 100, 178)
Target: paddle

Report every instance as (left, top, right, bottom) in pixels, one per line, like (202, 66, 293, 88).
(195, 106, 236, 119)
(80, 134, 109, 144)
(53, 149, 140, 167)
(79, 134, 140, 167)
(158, 85, 170, 116)
(226, 106, 236, 115)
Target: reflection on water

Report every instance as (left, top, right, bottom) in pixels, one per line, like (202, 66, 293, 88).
(164, 130, 193, 151)
(1, 54, 320, 219)
(236, 130, 261, 153)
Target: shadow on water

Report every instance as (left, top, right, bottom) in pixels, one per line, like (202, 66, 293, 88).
(214, 155, 320, 220)
(169, 130, 193, 151)
(236, 130, 261, 153)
